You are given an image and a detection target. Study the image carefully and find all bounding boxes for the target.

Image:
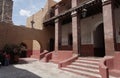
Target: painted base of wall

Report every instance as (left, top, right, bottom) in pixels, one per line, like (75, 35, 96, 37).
(50, 51, 73, 63)
(58, 44, 94, 56)
(27, 50, 40, 59)
(116, 43, 120, 51)
(27, 50, 32, 57)
(80, 44, 94, 56)
(59, 46, 72, 50)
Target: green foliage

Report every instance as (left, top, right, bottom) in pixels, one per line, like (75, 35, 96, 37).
(3, 44, 20, 64)
(3, 44, 20, 54)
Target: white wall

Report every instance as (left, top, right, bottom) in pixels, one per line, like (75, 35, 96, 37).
(81, 13, 103, 44)
(61, 13, 103, 45)
(62, 23, 72, 45)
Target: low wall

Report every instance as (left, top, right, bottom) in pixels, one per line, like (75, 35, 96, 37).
(51, 51, 73, 63)
(114, 52, 120, 70)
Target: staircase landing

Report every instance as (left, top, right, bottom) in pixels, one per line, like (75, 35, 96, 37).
(61, 57, 117, 78)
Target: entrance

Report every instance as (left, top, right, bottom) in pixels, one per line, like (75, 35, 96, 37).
(20, 42, 27, 58)
(68, 33, 73, 46)
(93, 23, 105, 57)
(49, 38, 54, 52)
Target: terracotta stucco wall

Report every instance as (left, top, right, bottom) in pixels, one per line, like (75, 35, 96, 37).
(0, 23, 54, 52)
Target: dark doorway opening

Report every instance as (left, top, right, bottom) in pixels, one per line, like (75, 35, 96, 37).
(68, 33, 73, 46)
(94, 23, 105, 57)
(20, 42, 27, 58)
(49, 38, 54, 52)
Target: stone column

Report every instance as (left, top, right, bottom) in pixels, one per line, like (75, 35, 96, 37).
(102, 0, 115, 56)
(55, 6, 62, 52)
(71, 0, 81, 54)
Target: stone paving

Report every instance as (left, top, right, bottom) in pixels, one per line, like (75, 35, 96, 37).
(0, 58, 88, 78)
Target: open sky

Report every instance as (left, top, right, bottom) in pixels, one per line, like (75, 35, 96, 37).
(12, 0, 61, 26)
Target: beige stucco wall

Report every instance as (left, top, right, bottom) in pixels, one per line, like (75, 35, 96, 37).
(26, 0, 56, 30)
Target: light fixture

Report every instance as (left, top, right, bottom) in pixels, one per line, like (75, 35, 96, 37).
(82, 8, 87, 18)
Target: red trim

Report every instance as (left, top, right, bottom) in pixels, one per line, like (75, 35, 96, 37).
(116, 43, 120, 51)
(27, 50, 32, 57)
(29, 50, 41, 59)
(59, 46, 72, 50)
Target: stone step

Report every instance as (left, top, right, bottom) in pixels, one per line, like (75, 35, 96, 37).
(72, 62, 99, 68)
(67, 65, 99, 73)
(31, 55, 40, 59)
(71, 63, 98, 70)
(62, 67, 101, 78)
(62, 67, 117, 78)
(75, 60, 99, 65)
(61, 57, 117, 78)
(109, 76, 119, 78)
(78, 57, 102, 61)
(61, 57, 101, 78)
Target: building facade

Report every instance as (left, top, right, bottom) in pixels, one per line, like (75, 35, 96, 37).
(43, 0, 120, 58)
(0, 0, 13, 23)
(26, 0, 56, 30)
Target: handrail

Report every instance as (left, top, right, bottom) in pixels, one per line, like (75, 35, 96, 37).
(99, 58, 109, 78)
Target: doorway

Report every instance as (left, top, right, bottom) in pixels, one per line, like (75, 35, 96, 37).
(49, 38, 54, 52)
(68, 33, 73, 46)
(93, 23, 105, 57)
(20, 42, 27, 58)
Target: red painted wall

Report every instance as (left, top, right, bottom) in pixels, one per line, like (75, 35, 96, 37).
(80, 44, 94, 56)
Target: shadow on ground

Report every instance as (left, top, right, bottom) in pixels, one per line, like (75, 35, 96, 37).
(18, 58, 38, 64)
(0, 65, 42, 78)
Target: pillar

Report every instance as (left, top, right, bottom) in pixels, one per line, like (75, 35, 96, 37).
(102, 0, 115, 56)
(71, 0, 81, 54)
(55, 5, 62, 52)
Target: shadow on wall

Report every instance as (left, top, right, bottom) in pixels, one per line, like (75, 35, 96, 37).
(22, 40, 42, 57)
(0, 22, 54, 52)
(0, 65, 42, 78)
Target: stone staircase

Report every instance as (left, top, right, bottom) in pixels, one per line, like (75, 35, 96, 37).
(61, 57, 117, 78)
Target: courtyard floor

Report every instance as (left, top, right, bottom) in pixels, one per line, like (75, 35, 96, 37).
(0, 58, 88, 78)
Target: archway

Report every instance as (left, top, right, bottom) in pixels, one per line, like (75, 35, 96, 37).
(93, 23, 105, 57)
(32, 40, 41, 53)
(20, 42, 28, 58)
(21, 40, 42, 58)
(49, 38, 54, 52)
